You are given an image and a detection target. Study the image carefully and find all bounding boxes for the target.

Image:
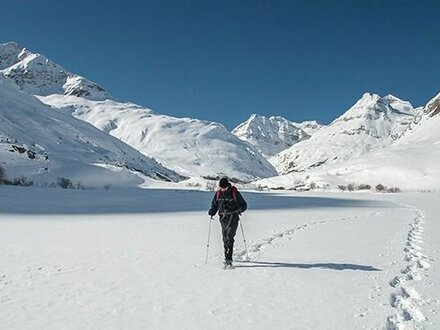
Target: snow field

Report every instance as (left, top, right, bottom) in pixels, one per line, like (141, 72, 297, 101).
(0, 187, 439, 329)
(387, 204, 431, 329)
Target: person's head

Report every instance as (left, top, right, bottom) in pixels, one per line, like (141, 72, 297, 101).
(219, 177, 230, 190)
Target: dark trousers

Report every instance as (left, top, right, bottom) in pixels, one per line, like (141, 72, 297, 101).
(219, 213, 239, 261)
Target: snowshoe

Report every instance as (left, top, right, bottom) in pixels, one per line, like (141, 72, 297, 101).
(223, 260, 234, 270)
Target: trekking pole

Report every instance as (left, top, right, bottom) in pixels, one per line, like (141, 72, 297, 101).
(205, 216, 213, 264)
(239, 219, 250, 261)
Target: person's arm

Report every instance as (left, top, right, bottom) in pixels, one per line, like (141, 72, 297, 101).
(208, 193, 219, 216)
(236, 191, 247, 213)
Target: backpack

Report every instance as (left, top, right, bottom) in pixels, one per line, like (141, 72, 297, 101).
(216, 186, 239, 214)
(216, 186, 237, 201)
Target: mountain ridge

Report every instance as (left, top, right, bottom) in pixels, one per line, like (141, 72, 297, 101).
(0, 75, 184, 187)
(0, 41, 111, 101)
(0, 42, 277, 182)
(270, 92, 417, 174)
(2, 41, 440, 190)
(232, 114, 320, 157)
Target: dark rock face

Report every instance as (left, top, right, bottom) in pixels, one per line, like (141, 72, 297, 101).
(11, 145, 26, 153)
(8, 145, 37, 159)
(27, 150, 36, 159)
(425, 96, 440, 117)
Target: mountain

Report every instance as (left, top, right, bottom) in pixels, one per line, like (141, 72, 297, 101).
(423, 91, 440, 117)
(256, 92, 440, 191)
(297, 120, 323, 136)
(0, 42, 277, 182)
(270, 93, 416, 174)
(38, 95, 278, 182)
(391, 91, 440, 152)
(0, 76, 183, 187)
(5, 41, 437, 190)
(232, 114, 319, 157)
(0, 42, 110, 100)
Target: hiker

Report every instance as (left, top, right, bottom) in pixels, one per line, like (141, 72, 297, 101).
(208, 177, 247, 267)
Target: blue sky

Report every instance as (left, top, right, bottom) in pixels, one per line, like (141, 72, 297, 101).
(1, 0, 440, 129)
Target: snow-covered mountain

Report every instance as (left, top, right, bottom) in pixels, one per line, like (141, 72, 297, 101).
(297, 120, 323, 136)
(257, 92, 440, 191)
(0, 42, 276, 182)
(270, 93, 416, 174)
(38, 95, 277, 181)
(4, 41, 440, 190)
(0, 76, 183, 187)
(0, 42, 110, 101)
(232, 114, 320, 157)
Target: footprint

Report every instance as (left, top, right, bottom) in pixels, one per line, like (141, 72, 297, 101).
(354, 308, 370, 317)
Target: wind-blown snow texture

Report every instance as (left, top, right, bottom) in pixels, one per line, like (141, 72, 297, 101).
(0, 187, 439, 329)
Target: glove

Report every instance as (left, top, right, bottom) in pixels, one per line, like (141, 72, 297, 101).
(208, 209, 215, 216)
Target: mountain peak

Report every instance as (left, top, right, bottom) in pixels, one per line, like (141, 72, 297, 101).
(0, 41, 21, 51)
(356, 92, 410, 107)
(335, 93, 414, 124)
(232, 114, 311, 157)
(360, 92, 380, 101)
(0, 41, 25, 70)
(272, 92, 416, 174)
(0, 41, 111, 101)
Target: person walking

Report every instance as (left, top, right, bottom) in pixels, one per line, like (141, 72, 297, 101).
(208, 177, 247, 268)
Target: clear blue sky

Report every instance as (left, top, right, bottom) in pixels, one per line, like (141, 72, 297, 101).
(1, 0, 440, 129)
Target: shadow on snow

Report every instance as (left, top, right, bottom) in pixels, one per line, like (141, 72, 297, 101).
(234, 260, 381, 271)
(0, 186, 394, 215)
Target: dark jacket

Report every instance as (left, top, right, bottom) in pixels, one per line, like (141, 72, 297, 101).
(208, 184, 247, 217)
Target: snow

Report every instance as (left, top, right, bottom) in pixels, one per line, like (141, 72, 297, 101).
(0, 42, 111, 100)
(0, 76, 183, 186)
(232, 114, 313, 157)
(0, 42, 276, 182)
(0, 186, 439, 329)
(38, 94, 277, 181)
(270, 93, 416, 174)
(4, 41, 439, 191)
(257, 92, 440, 192)
(1, 38, 440, 329)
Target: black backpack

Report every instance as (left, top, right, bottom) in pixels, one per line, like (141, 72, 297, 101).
(216, 186, 238, 213)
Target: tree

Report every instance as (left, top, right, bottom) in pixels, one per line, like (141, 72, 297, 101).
(57, 177, 73, 189)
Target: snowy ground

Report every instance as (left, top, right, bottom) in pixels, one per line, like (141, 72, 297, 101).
(0, 186, 439, 329)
